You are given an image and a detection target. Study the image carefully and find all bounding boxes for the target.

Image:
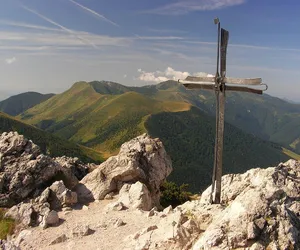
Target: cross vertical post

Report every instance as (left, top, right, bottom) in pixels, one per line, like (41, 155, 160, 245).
(210, 20, 229, 204)
(213, 28, 229, 204)
(178, 18, 267, 204)
(210, 18, 221, 204)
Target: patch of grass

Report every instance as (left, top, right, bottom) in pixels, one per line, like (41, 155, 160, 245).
(0, 209, 15, 240)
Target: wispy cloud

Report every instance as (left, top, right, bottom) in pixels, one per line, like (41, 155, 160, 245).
(5, 57, 17, 64)
(147, 28, 188, 34)
(135, 36, 183, 41)
(137, 67, 213, 83)
(21, 5, 98, 49)
(0, 30, 132, 52)
(186, 40, 300, 52)
(68, 0, 119, 27)
(0, 20, 61, 32)
(146, 0, 246, 15)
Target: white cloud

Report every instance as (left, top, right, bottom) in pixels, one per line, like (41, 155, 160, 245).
(165, 67, 189, 80)
(123, 74, 127, 78)
(5, 57, 17, 64)
(193, 72, 215, 77)
(147, 0, 246, 15)
(21, 5, 98, 49)
(138, 70, 169, 83)
(68, 0, 119, 27)
(0, 30, 132, 50)
(0, 20, 61, 32)
(138, 67, 214, 83)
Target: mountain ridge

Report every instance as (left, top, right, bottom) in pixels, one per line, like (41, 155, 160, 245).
(16, 80, 293, 192)
(0, 91, 55, 116)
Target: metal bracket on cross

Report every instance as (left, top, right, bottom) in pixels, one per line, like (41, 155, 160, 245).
(178, 18, 268, 205)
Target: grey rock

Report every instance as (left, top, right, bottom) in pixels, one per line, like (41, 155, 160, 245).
(45, 210, 59, 226)
(54, 156, 89, 181)
(0, 240, 20, 250)
(82, 205, 89, 211)
(0, 132, 87, 207)
(5, 203, 33, 226)
(191, 159, 300, 249)
(62, 207, 72, 212)
(147, 207, 157, 217)
(14, 230, 31, 246)
(163, 205, 173, 215)
(104, 193, 114, 200)
(105, 201, 127, 212)
(125, 160, 300, 250)
(49, 234, 68, 245)
(48, 181, 78, 210)
(71, 225, 92, 237)
(118, 182, 152, 211)
(126, 210, 194, 250)
(38, 188, 50, 204)
(76, 134, 172, 209)
(5, 201, 60, 229)
(114, 218, 126, 227)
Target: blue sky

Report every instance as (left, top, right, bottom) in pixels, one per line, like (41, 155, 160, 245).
(0, 0, 299, 101)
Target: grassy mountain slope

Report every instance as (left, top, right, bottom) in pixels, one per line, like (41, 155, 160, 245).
(145, 107, 289, 192)
(0, 112, 103, 163)
(20, 81, 190, 156)
(0, 92, 54, 116)
(17, 80, 292, 192)
(138, 81, 300, 154)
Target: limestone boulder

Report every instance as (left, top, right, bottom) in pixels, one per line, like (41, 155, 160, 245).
(48, 181, 78, 210)
(76, 134, 172, 208)
(118, 182, 152, 211)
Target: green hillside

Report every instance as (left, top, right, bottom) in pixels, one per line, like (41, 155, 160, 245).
(138, 81, 300, 154)
(0, 92, 55, 116)
(0, 112, 103, 163)
(17, 80, 293, 192)
(145, 107, 289, 192)
(19, 81, 190, 157)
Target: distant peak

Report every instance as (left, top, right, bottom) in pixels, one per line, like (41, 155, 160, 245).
(88, 81, 130, 95)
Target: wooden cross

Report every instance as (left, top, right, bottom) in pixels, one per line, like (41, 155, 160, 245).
(178, 18, 268, 204)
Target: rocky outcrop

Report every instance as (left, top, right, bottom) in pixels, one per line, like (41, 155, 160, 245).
(125, 209, 200, 250)
(124, 159, 300, 249)
(5, 180, 77, 229)
(5, 200, 59, 229)
(0, 132, 88, 207)
(54, 156, 91, 181)
(183, 159, 300, 250)
(0, 239, 20, 250)
(76, 134, 172, 209)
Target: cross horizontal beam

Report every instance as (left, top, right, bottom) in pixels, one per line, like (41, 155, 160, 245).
(185, 76, 262, 85)
(179, 81, 264, 94)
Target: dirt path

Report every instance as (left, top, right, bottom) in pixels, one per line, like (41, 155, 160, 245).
(19, 199, 161, 250)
